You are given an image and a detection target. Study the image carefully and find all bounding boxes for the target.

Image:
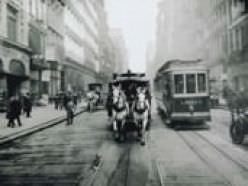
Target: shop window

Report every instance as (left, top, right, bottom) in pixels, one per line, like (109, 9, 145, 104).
(186, 74, 196, 93)
(7, 5, 18, 42)
(174, 74, 184, 94)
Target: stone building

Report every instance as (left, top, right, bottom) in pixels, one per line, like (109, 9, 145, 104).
(27, 0, 48, 99)
(64, 0, 112, 93)
(44, 0, 65, 97)
(0, 0, 30, 109)
(226, 0, 248, 92)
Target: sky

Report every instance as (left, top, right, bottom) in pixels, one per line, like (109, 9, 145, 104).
(105, 0, 160, 73)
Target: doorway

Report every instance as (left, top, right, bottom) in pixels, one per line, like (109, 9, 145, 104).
(7, 75, 25, 97)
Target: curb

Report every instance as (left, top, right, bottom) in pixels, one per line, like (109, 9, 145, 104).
(0, 107, 86, 146)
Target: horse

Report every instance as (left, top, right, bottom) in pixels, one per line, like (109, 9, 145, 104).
(132, 87, 150, 145)
(112, 86, 129, 142)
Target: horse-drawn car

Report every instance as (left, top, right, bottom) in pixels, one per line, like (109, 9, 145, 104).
(107, 71, 151, 145)
(87, 83, 105, 112)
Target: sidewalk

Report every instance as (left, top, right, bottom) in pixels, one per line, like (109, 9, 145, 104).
(0, 102, 87, 144)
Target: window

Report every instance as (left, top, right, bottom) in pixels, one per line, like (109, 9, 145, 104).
(7, 5, 18, 42)
(198, 73, 207, 93)
(186, 74, 196, 93)
(174, 74, 184, 94)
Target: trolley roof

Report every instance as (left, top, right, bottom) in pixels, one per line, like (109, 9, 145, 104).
(159, 59, 207, 72)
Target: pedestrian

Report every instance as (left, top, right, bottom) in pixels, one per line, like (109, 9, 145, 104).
(64, 93, 74, 125)
(6, 94, 22, 128)
(54, 94, 59, 110)
(23, 93, 32, 118)
(73, 93, 77, 107)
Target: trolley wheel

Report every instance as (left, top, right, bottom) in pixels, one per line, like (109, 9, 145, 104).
(230, 121, 245, 144)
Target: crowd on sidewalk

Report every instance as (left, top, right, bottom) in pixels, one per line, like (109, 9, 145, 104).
(3, 91, 84, 128)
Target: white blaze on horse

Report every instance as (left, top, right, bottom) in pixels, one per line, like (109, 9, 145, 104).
(133, 87, 150, 145)
(112, 85, 129, 142)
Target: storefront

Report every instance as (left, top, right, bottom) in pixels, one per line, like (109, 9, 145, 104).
(0, 39, 31, 111)
(7, 60, 29, 97)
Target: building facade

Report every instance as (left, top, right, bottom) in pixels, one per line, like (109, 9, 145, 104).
(27, 0, 48, 99)
(110, 29, 129, 73)
(154, 0, 206, 77)
(226, 0, 248, 92)
(44, 0, 65, 97)
(0, 0, 30, 106)
(64, 0, 112, 93)
(0, 0, 116, 108)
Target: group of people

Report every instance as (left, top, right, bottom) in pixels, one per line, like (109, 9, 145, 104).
(6, 93, 32, 128)
(53, 93, 80, 111)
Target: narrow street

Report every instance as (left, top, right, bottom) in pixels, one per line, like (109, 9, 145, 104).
(1, 108, 248, 185)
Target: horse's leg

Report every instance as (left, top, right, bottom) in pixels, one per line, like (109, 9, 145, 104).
(141, 113, 147, 145)
(113, 118, 119, 141)
(133, 113, 140, 141)
(121, 118, 126, 142)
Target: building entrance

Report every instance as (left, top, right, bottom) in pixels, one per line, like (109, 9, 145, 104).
(7, 75, 26, 97)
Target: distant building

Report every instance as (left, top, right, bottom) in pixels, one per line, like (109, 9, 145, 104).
(153, 0, 237, 99)
(110, 29, 129, 73)
(154, 0, 206, 77)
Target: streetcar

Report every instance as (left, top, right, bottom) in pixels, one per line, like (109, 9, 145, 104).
(154, 59, 211, 126)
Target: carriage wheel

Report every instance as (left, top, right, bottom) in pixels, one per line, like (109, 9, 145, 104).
(230, 121, 245, 144)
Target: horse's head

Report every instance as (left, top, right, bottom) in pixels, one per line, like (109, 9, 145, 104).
(112, 86, 120, 104)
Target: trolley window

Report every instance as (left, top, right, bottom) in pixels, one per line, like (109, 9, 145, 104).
(174, 74, 184, 94)
(197, 73, 206, 92)
(186, 74, 196, 93)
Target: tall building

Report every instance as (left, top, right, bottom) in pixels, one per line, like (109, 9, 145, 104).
(27, 0, 48, 99)
(153, 0, 235, 99)
(95, 0, 115, 81)
(110, 29, 129, 73)
(0, 0, 30, 102)
(64, 0, 112, 92)
(154, 0, 206, 77)
(44, 0, 65, 97)
(226, 0, 248, 92)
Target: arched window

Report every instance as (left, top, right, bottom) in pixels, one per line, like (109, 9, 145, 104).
(9, 60, 25, 76)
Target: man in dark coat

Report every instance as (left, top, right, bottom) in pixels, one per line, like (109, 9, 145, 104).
(23, 93, 32, 118)
(6, 95, 22, 128)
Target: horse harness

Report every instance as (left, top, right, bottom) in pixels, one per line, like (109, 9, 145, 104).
(113, 93, 126, 112)
(134, 100, 148, 114)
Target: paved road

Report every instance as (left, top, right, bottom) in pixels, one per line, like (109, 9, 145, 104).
(1, 109, 248, 186)
(0, 111, 110, 186)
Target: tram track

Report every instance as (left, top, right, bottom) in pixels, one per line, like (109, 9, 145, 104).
(177, 130, 248, 186)
(193, 131, 248, 172)
(177, 131, 232, 186)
